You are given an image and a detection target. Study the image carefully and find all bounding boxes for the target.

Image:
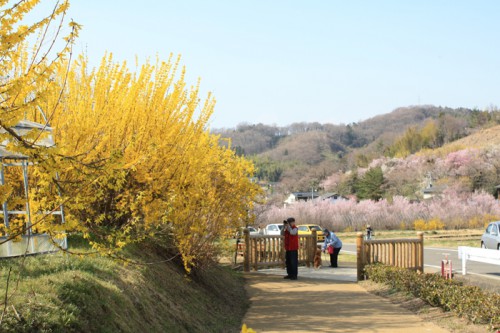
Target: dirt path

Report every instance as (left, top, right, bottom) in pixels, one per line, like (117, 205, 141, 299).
(243, 273, 450, 333)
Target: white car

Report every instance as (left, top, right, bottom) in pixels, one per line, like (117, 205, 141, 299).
(481, 221, 500, 250)
(263, 223, 284, 236)
(235, 226, 258, 238)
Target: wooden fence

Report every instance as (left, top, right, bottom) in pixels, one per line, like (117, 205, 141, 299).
(239, 229, 318, 272)
(356, 232, 424, 280)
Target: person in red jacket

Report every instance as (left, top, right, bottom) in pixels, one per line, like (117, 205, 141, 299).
(281, 217, 299, 280)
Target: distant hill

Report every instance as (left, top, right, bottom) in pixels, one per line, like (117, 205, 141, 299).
(214, 105, 500, 194)
(215, 105, 477, 156)
(354, 105, 470, 140)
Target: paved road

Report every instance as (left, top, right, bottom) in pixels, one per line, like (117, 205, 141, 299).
(342, 244, 500, 282)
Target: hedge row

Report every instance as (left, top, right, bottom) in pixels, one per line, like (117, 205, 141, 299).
(364, 264, 500, 331)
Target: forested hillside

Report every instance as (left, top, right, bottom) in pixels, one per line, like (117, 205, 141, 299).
(214, 105, 500, 199)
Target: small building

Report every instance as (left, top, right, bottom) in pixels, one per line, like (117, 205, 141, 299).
(284, 191, 319, 205)
(422, 184, 446, 200)
(319, 192, 348, 203)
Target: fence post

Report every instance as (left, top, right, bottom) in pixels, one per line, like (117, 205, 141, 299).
(390, 242, 395, 266)
(417, 232, 424, 273)
(243, 228, 250, 272)
(356, 232, 364, 281)
(311, 230, 317, 265)
(253, 237, 258, 271)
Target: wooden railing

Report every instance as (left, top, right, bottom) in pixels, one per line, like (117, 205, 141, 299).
(356, 232, 424, 281)
(240, 229, 317, 272)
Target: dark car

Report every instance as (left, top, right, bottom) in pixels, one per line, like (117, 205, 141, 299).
(481, 221, 500, 250)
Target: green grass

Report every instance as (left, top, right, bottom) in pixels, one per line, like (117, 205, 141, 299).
(0, 235, 248, 333)
(338, 253, 357, 263)
(337, 229, 484, 249)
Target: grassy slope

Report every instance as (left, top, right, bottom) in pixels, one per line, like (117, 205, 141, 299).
(0, 236, 248, 333)
(440, 124, 500, 150)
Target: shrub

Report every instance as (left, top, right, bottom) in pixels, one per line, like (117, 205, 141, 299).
(413, 219, 426, 230)
(364, 264, 500, 330)
(412, 218, 445, 231)
(427, 218, 445, 230)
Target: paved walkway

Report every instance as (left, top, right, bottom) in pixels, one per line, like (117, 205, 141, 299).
(243, 265, 450, 333)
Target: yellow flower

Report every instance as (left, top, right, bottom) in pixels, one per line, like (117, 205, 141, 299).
(241, 323, 257, 333)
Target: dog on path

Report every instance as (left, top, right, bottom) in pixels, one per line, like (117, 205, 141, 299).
(313, 247, 322, 269)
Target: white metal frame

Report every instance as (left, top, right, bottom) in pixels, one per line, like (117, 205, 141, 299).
(0, 116, 66, 257)
(457, 246, 500, 275)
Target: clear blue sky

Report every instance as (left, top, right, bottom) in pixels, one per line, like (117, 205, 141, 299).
(55, 1, 500, 128)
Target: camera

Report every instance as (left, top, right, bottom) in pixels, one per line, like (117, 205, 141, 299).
(283, 220, 288, 224)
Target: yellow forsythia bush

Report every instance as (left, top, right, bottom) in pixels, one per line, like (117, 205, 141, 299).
(47, 55, 261, 271)
(426, 218, 445, 230)
(0, 0, 261, 271)
(413, 218, 445, 231)
(468, 214, 500, 229)
(413, 219, 426, 230)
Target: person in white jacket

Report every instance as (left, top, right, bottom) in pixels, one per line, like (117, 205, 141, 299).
(321, 229, 342, 268)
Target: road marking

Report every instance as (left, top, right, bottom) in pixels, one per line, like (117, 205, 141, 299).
(459, 271, 500, 281)
(425, 247, 458, 252)
(424, 264, 500, 281)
